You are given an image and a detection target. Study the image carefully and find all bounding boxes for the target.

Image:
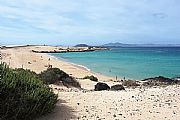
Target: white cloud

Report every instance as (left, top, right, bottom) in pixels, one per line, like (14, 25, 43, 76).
(0, 0, 180, 44)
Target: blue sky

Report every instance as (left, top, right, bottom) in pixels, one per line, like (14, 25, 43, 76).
(0, 0, 180, 45)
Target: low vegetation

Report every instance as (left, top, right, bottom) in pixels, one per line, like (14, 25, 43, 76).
(0, 62, 58, 120)
(83, 75, 98, 82)
(39, 68, 81, 88)
(111, 84, 125, 91)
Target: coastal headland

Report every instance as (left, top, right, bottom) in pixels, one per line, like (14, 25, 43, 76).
(1, 45, 180, 120)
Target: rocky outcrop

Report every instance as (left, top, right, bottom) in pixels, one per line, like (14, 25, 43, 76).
(142, 76, 180, 86)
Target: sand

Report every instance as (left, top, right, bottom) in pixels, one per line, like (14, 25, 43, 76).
(1, 45, 180, 120)
(39, 86, 180, 120)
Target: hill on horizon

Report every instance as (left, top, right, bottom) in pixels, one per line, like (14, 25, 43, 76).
(103, 42, 180, 47)
(74, 44, 89, 47)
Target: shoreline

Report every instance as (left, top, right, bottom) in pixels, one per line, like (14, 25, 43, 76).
(1, 45, 178, 81)
(1, 46, 120, 82)
(48, 53, 135, 81)
(46, 53, 120, 82)
(47, 53, 126, 82)
(48, 54, 91, 72)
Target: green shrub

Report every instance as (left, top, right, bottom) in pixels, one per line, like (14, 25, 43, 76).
(0, 62, 58, 120)
(14, 68, 38, 77)
(83, 75, 98, 82)
(39, 68, 81, 88)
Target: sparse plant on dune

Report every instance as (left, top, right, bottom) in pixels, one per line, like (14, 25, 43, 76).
(122, 80, 140, 88)
(39, 68, 81, 88)
(83, 75, 98, 82)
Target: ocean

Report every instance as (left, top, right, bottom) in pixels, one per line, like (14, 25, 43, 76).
(50, 47, 180, 80)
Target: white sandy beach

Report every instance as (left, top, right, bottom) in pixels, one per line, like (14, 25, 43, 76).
(1, 46, 180, 120)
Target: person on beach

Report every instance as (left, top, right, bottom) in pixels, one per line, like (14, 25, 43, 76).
(48, 58, 52, 68)
(0, 53, 2, 60)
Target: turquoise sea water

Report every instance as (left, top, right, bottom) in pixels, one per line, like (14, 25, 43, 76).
(50, 47, 180, 80)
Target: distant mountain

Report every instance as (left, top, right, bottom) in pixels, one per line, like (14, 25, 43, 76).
(75, 44, 89, 47)
(103, 42, 180, 47)
(103, 42, 136, 47)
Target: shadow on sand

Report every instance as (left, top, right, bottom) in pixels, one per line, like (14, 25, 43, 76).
(37, 99, 77, 120)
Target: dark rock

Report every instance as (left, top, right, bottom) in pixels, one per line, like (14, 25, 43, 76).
(94, 82, 110, 91)
(142, 76, 180, 86)
(111, 84, 125, 91)
(143, 76, 174, 82)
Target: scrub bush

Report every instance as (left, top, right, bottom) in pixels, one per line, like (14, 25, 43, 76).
(39, 68, 81, 88)
(83, 75, 98, 82)
(0, 62, 58, 120)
